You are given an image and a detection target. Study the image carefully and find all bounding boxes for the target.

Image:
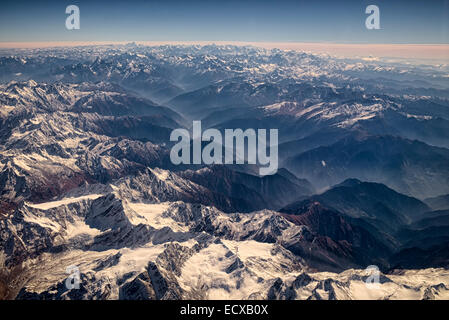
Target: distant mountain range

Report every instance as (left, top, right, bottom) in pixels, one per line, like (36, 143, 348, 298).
(1, 44, 448, 300)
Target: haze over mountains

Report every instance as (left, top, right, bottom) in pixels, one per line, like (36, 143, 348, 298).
(0, 44, 448, 300)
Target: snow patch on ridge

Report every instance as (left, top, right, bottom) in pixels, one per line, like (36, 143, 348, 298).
(27, 194, 103, 210)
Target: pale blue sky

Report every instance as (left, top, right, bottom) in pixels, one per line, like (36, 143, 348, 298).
(0, 0, 448, 44)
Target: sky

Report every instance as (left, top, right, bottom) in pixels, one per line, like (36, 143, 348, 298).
(0, 0, 448, 44)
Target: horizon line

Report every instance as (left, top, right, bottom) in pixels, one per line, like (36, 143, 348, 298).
(0, 41, 448, 61)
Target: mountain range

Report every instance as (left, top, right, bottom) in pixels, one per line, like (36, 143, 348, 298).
(0, 44, 448, 300)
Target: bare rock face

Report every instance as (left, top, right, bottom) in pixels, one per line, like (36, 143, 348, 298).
(120, 262, 182, 300)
